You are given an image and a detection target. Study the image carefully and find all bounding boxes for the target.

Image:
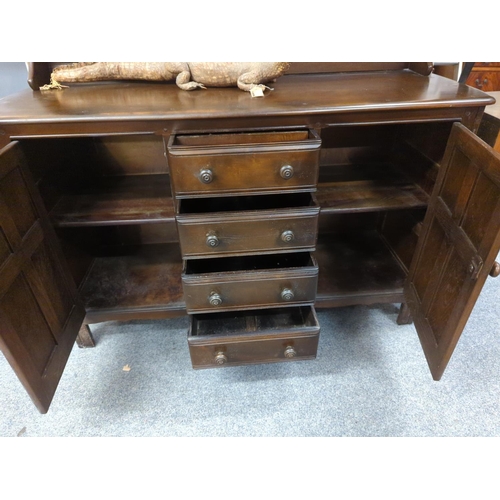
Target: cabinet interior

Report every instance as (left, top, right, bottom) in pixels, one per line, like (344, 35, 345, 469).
(171, 129, 312, 147)
(184, 252, 314, 275)
(179, 192, 315, 214)
(19, 120, 455, 322)
(190, 306, 318, 338)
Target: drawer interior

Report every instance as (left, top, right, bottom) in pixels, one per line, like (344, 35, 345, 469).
(184, 252, 314, 275)
(190, 306, 318, 338)
(179, 193, 314, 214)
(171, 129, 313, 148)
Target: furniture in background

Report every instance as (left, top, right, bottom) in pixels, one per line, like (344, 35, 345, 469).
(465, 63, 500, 91)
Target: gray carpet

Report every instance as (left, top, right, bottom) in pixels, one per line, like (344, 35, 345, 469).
(1, 276, 500, 437)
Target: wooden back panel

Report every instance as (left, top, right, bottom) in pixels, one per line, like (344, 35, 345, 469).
(27, 62, 433, 89)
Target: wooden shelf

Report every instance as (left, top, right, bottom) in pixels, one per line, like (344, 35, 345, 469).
(314, 230, 406, 307)
(316, 164, 429, 214)
(50, 174, 175, 227)
(78, 233, 407, 321)
(79, 243, 185, 323)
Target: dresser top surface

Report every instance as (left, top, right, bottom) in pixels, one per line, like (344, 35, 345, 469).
(0, 70, 494, 127)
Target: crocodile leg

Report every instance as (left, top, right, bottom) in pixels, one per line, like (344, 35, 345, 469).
(237, 71, 272, 92)
(175, 65, 206, 90)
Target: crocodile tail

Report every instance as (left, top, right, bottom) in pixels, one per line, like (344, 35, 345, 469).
(51, 62, 175, 82)
(51, 62, 109, 82)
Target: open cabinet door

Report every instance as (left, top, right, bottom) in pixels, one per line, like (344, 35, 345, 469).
(0, 142, 85, 413)
(405, 122, 500, 380)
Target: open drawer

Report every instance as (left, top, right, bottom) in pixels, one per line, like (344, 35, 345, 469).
(182, 252, 318, 313)
(176, 192, 320, 258)
(188, 306, 320, 368)
(166, 129, 321, 198)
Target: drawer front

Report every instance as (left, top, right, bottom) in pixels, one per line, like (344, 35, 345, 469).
(183, 266, 318, 313)
(189, 334, 319, 368)
(177, 210, 319, 258)
(188, 306, 320, 368)
(167, 130, 321, 197)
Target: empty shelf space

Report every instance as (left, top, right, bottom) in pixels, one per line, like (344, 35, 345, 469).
(314, 230, 406, 307)
(317, 164, 429, 214)
(79, 243, 185, 322)
(50, 174, 175, 227)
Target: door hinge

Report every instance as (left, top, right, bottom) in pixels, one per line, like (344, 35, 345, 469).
(469, 256, 483, 280)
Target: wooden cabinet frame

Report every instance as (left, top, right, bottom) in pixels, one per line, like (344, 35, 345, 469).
(0, 64, 498, 412)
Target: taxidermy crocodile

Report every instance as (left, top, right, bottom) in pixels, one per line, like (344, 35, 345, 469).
(44, 62, 290, 93)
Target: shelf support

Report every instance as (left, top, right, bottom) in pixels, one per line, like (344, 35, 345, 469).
(397, 302, 413, 325)
(76, 324, 96, 348)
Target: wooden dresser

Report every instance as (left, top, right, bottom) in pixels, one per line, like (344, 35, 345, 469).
(466, 63, 500, 92)
(1, 62, 500, 413)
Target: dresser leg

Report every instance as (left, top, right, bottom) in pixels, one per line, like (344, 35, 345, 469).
(76, 324, 96, 348)
(397, 303, 413, 325)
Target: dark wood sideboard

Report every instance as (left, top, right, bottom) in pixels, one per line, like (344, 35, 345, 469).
(1, 62, 500, 414)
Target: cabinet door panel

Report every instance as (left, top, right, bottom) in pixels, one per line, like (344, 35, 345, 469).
(0, 142, 85, 413)
(405, 123, 500, 380)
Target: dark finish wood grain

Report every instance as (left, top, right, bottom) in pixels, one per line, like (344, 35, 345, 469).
(76, 324, 95, 348)
(397, 303, 413, 325)
(50, 174, 174, 227)
(478, 112, 500, 152)
(378, 209, 426, 274)
(183, 253, 318, 313)
(286, 63, 408, 74)
(78, 243, 184, 323)
(2, 72, 493, 133)
(167, 129, 320, 198)
(317, 164, 429, 214)
(1, 63, 499, 410)
(93, 135, 168, 175)
(314, 230, 406, 307)
(405, 123, 500, 380)
(188, 306, 320, 368)
(0, 142, 85, 413)
(177, 193, 319, 258)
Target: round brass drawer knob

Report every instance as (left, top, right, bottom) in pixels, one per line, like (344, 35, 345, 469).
(281, 288, 294, 301)
(214, 352, 227, 365)
(206, 233, 220, 247)
(199, 168, 213, 184)
(209, 292, 222, 306)
(281, 230, 294, 243)
(280, 165, 294, 179)
(284, 346, 296, 358)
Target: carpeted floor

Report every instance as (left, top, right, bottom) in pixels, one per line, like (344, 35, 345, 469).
(1, 274, 500, 437)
